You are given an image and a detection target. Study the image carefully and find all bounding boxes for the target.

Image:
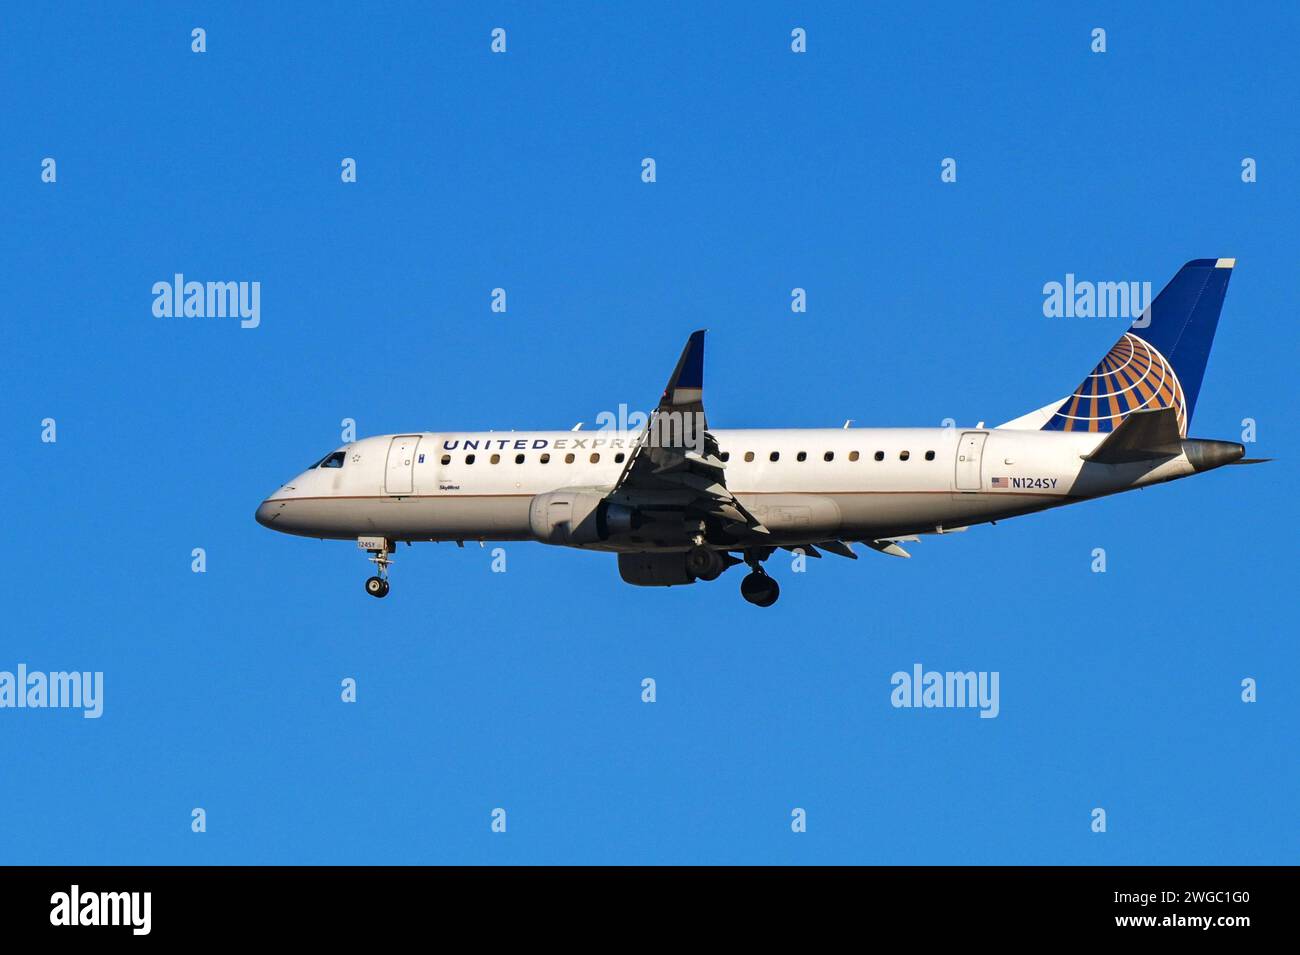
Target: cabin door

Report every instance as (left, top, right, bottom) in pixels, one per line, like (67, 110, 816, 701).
(954, 432, 988, 492)
(384, 435, 421, 495)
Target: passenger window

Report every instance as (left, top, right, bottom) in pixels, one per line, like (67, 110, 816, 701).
(796, 451, 807, 462)
(769, 451, 780, 462)
(515, 454, 525, 464)
(320, 451, 345, 468)
(874, 451, 884, 461)
(925, 450, 935, 461)
(465, 454, 476, 465)
(565, 453, 575, 464)
(744, 452, 755, 463)
(900, 450, 910, 461)
(615, 452, 625, 463)
(540, 453, 550, 464)
(824, 451, 834, 462)
(440, 454, 451, 465)
(590, 453, 600, 464)
(490, 453, 501, 464)
(849, 451, 860, 462)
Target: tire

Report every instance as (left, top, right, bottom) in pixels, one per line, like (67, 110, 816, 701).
(740, 571, 779, 607)
(365, 576, 387, 598)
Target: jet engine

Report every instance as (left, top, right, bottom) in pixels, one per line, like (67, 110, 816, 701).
(618, 548, 733, 586)
(617, 552, 697, 587)
(529, 489, 639, 546)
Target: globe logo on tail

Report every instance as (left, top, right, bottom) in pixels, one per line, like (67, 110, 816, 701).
(1044, 333, 1187, 436)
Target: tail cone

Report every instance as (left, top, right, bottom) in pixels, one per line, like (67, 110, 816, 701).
(1182, 439, 1245, 472)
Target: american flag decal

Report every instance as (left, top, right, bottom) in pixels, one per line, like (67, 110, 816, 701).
(991, 477, 1008, 488)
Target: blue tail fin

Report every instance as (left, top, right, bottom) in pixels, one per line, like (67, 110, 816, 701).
(1042, 259, 1235, 436)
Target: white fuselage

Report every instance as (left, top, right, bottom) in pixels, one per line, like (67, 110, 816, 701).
(255, 426, 1201, 549)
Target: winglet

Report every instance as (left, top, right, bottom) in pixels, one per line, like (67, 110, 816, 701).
(661, 330, 706, 412)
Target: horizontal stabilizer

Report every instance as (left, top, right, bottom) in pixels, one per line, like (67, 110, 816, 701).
(1081, 407, 1183, 464)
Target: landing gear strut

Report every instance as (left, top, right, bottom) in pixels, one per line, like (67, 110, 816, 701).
(359, 537, 393, 598)
(739, 550, 779, 607)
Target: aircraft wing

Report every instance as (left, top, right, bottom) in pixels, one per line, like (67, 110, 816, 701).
(612, 331, 770, 538)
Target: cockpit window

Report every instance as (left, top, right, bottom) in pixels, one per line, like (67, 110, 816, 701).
(314, 451, 346, 469)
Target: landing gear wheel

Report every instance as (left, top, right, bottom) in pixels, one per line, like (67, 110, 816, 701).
(360, 537, 395, 599)
(740, 571, 779, 607)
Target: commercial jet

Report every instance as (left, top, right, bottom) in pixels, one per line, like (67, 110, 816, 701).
(256, 259, 1262, 606)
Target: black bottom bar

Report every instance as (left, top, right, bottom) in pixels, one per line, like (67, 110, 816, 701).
(0, 865, 1285, 941)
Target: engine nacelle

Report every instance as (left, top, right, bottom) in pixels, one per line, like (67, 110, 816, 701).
(529, 489, 638, 546)
(617, 552, 697, 587)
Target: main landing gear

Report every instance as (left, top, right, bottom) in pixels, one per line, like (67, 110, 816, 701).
(686, 542, 777, 605)
(740, 568, 779, 607)
(359, 536, 394, 598)
(739, 550, 779, 607)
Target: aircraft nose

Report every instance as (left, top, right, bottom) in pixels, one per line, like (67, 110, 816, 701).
(255, 499, 281, 528)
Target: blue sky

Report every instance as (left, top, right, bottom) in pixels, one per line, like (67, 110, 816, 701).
(2, 2, 1296, 864)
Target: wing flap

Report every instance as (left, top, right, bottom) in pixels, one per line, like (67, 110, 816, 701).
(865, 540, 912, 558)
(815, 540, 858, 559)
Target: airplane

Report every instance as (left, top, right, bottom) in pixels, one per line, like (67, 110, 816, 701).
(256, 258, 1263, 606)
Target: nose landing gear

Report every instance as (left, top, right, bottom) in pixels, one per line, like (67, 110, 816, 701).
(359, 537, 393, 598)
